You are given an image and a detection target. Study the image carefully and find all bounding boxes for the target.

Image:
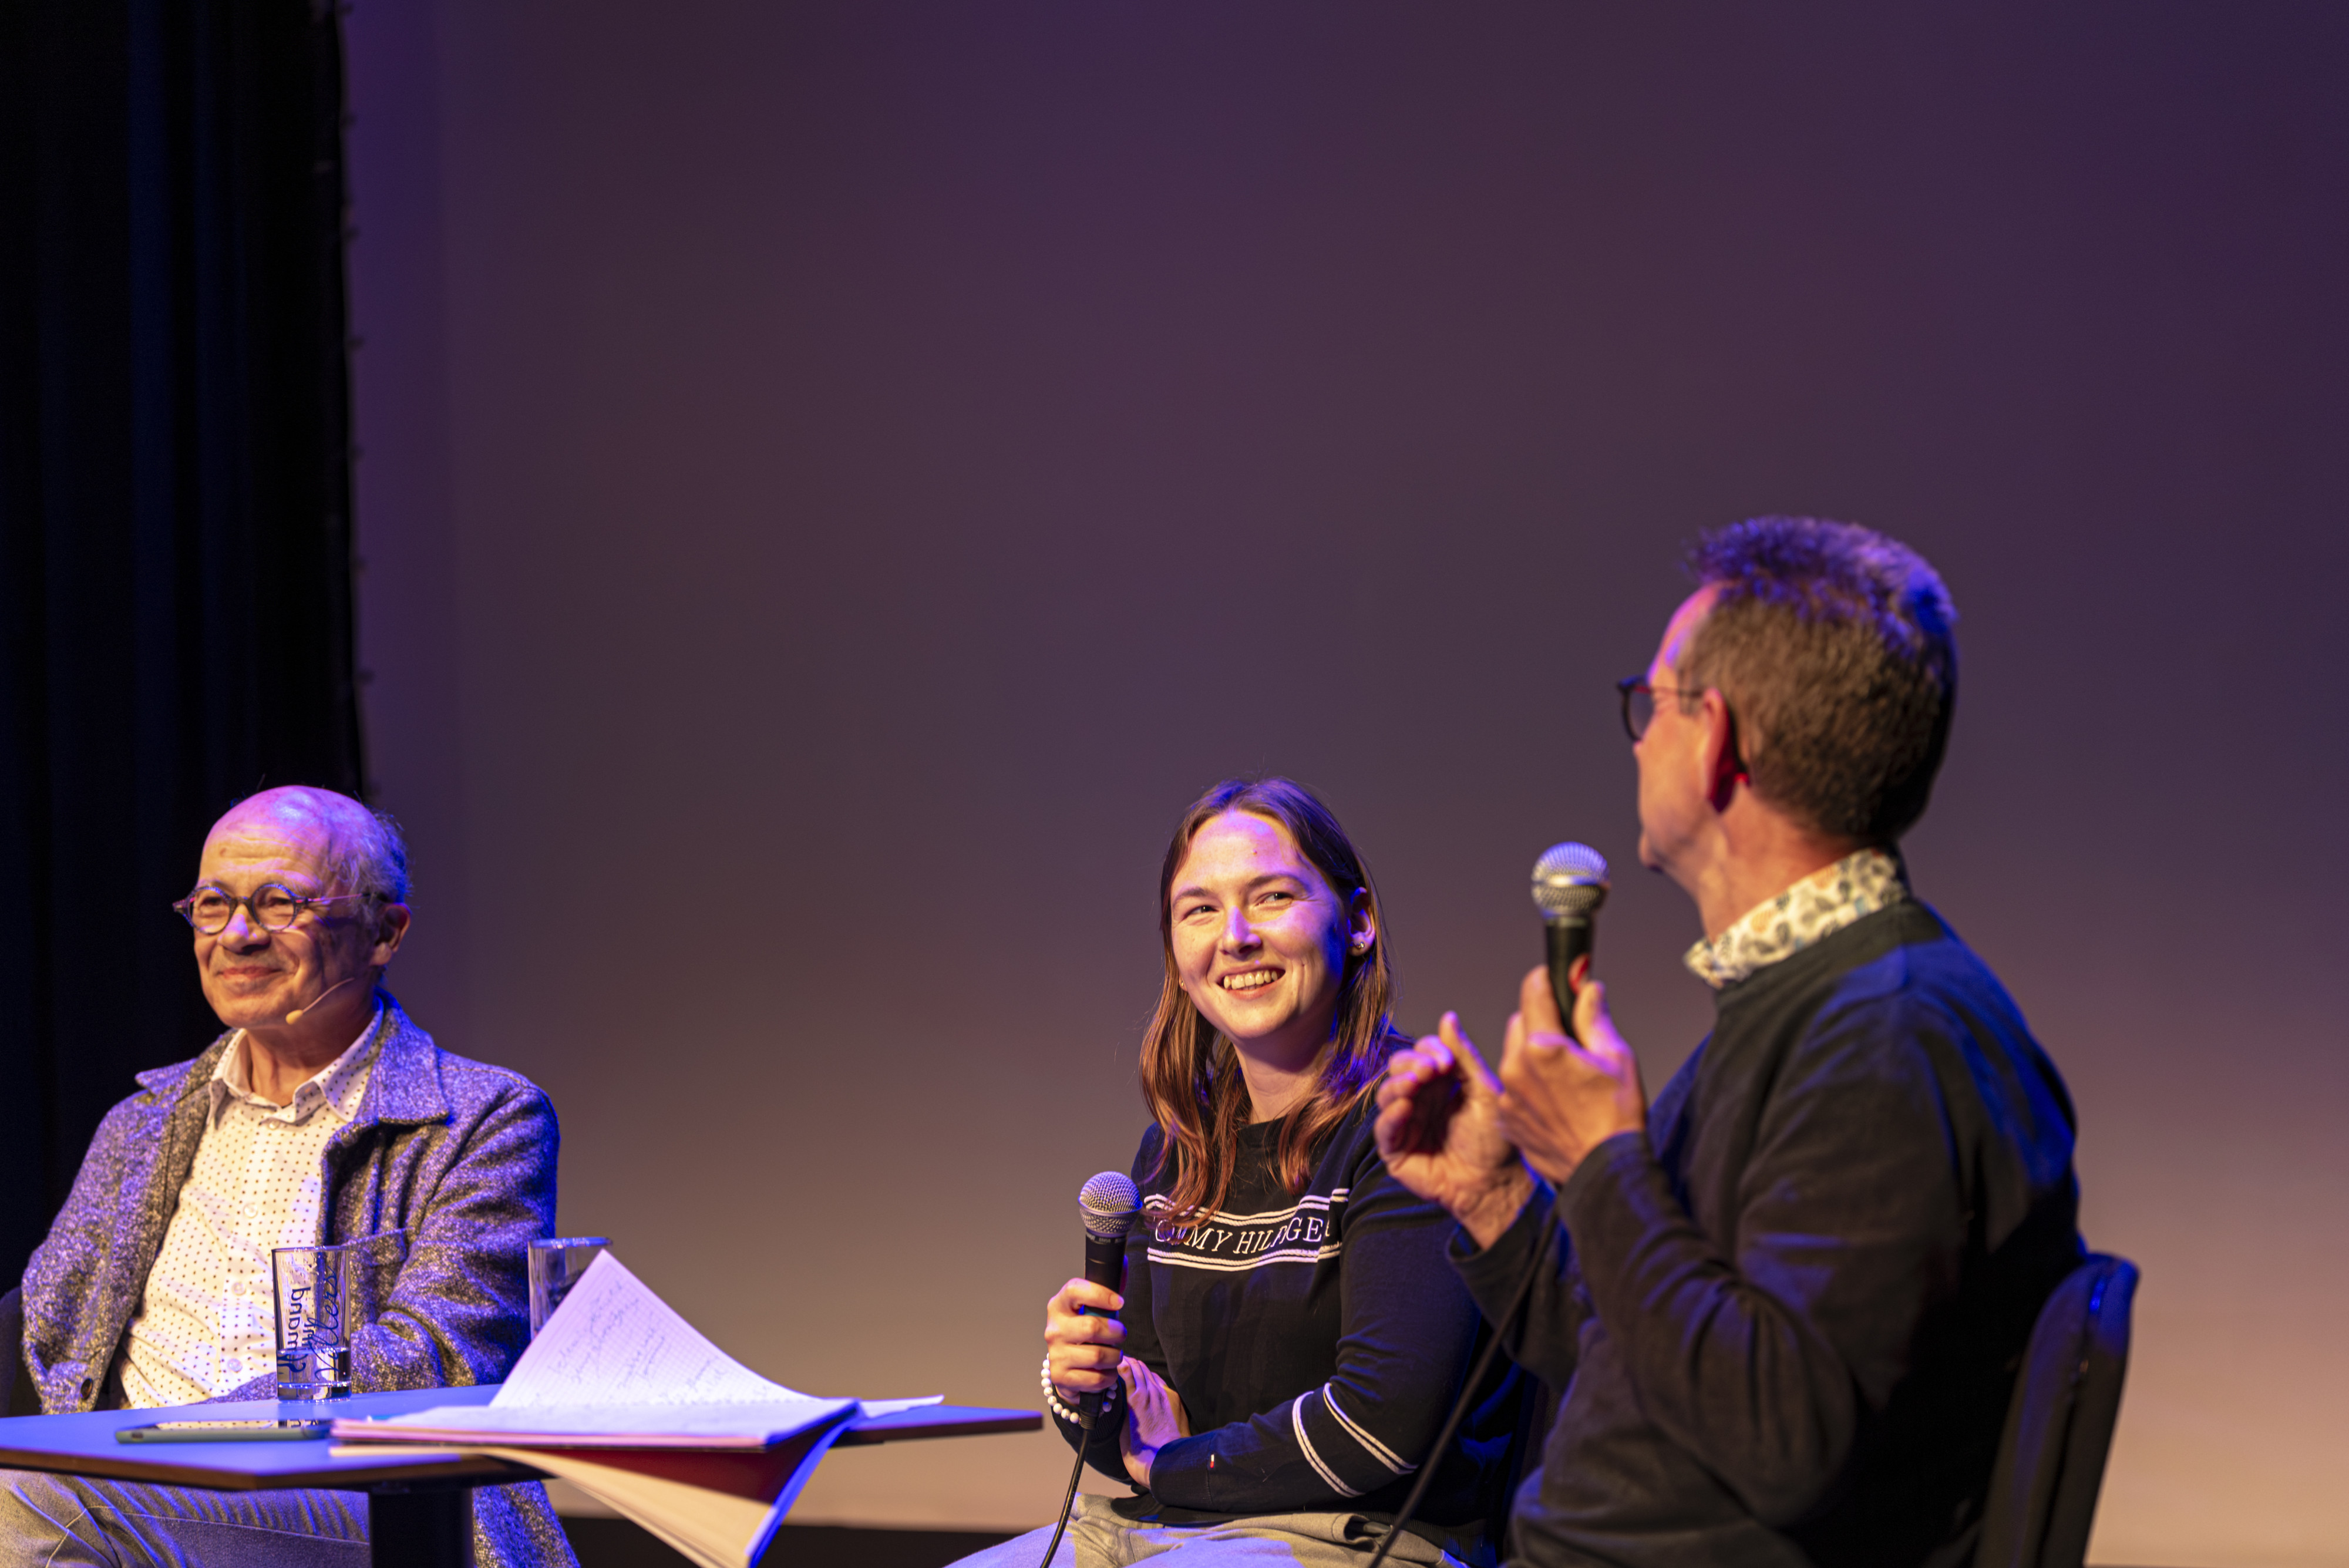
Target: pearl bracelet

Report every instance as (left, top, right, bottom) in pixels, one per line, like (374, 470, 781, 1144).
(1042, 1355, 1116, 1426)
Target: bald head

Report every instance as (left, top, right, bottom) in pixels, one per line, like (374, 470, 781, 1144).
(208, 786, 409, 907)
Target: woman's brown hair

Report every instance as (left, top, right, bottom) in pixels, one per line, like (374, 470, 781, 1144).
(1139, 776, 1402, 1226)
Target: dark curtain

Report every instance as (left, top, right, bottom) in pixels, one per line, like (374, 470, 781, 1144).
(0, 0, 362, 1289)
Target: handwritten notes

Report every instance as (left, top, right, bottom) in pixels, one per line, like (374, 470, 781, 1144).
(501, 1252, 824, 1409)
(331, 1253, 932, 1448)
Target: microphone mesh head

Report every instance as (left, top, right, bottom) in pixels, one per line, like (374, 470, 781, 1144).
(1531, 842, 1611, 920)
(1078, 1171, 1143, 1240)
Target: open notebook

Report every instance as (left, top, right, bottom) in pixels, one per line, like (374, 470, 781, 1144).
(330, 1253, 939, 1567)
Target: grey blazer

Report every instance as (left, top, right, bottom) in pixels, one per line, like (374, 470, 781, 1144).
(16, 997, 578, 1567)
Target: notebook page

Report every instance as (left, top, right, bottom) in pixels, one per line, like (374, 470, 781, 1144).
(497, 1251, 817, 1409)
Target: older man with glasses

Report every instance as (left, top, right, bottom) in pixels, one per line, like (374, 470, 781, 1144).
(2, 786, 575, 1566)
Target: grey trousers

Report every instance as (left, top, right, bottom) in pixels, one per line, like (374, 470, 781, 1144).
(0, 1469, 368, 1566)
(953, 1495, 1463, 1568)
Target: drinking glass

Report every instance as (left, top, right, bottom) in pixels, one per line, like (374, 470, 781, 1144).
(528, 1237, 612, 1337)
(272, 1244, 357, 1399)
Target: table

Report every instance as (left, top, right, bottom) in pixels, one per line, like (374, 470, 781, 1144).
(0, 1384, 1040, 1566)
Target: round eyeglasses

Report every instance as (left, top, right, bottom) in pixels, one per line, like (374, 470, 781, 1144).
(171, 884, 368, 935)
(1616, 677, 1709, 742)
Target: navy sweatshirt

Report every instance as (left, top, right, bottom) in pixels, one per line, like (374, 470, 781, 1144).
(1457, 901, 2082, 1568)
(1056, 1095, 1527, 1563)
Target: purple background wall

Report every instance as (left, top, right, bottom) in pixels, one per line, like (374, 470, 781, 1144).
(342, 5, 2348, 1561)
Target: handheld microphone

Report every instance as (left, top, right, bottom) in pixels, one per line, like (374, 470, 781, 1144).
(1530, 843, 1609, 1039)
(1075, 1171, 1142, 1430)
(284, 974, 359, 1026)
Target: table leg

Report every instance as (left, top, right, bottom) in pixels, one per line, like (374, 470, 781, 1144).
(369, 1483, 474, 1567)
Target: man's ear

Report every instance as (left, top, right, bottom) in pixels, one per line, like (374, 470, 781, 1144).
(1700, 689, 1746, 812)
(370, 903, 412, 967)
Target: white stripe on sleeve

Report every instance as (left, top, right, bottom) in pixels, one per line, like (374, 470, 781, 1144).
(1321, 1384, 1415, 1475)
(1291, 1392, 1362, 1496)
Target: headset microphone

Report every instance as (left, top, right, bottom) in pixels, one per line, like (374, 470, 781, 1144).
(1530, 842, 1610, 1038)
(284, 975, 359, 1027)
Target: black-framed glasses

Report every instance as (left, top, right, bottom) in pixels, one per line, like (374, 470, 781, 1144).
(1617, 676, 1708, 742)
(171, 884, 368, 935)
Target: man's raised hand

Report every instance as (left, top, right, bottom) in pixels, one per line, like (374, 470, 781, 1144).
(1374, 1012, 1534, 1249)
(1495, 959, 1648, 1186)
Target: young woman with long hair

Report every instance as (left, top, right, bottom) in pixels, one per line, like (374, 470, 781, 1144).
(963, 778, 1524, 1568)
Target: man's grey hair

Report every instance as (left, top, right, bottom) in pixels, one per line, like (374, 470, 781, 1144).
(334, 806, 412, 908)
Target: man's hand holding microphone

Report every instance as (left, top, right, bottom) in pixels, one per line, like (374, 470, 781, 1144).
(1373, 844, 1651, 1244)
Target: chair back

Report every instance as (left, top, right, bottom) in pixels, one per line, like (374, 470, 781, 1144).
(1974, 1253, 2139, 1568)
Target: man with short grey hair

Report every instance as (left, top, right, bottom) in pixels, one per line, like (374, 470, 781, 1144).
(3, 785, 576, 1566)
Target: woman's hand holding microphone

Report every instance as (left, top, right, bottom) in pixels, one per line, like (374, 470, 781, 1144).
(1044, 1278, 1189, 1488)
(1044, 1276, 1124, 1403)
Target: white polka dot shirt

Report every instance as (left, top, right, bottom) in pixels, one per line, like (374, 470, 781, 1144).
(114, 1007, 383, 1408)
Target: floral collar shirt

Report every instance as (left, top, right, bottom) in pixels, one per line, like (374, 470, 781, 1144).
(1683, 848, 1909, 990)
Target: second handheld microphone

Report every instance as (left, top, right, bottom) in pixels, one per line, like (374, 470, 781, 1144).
(1530, 842, 1610, 1038)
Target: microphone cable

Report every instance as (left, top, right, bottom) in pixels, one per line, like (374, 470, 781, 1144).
(1034, 1375, 1123, 1568)
(1359, 1242, 1542, 1568)
(1035, 1444, 1087, 1568)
